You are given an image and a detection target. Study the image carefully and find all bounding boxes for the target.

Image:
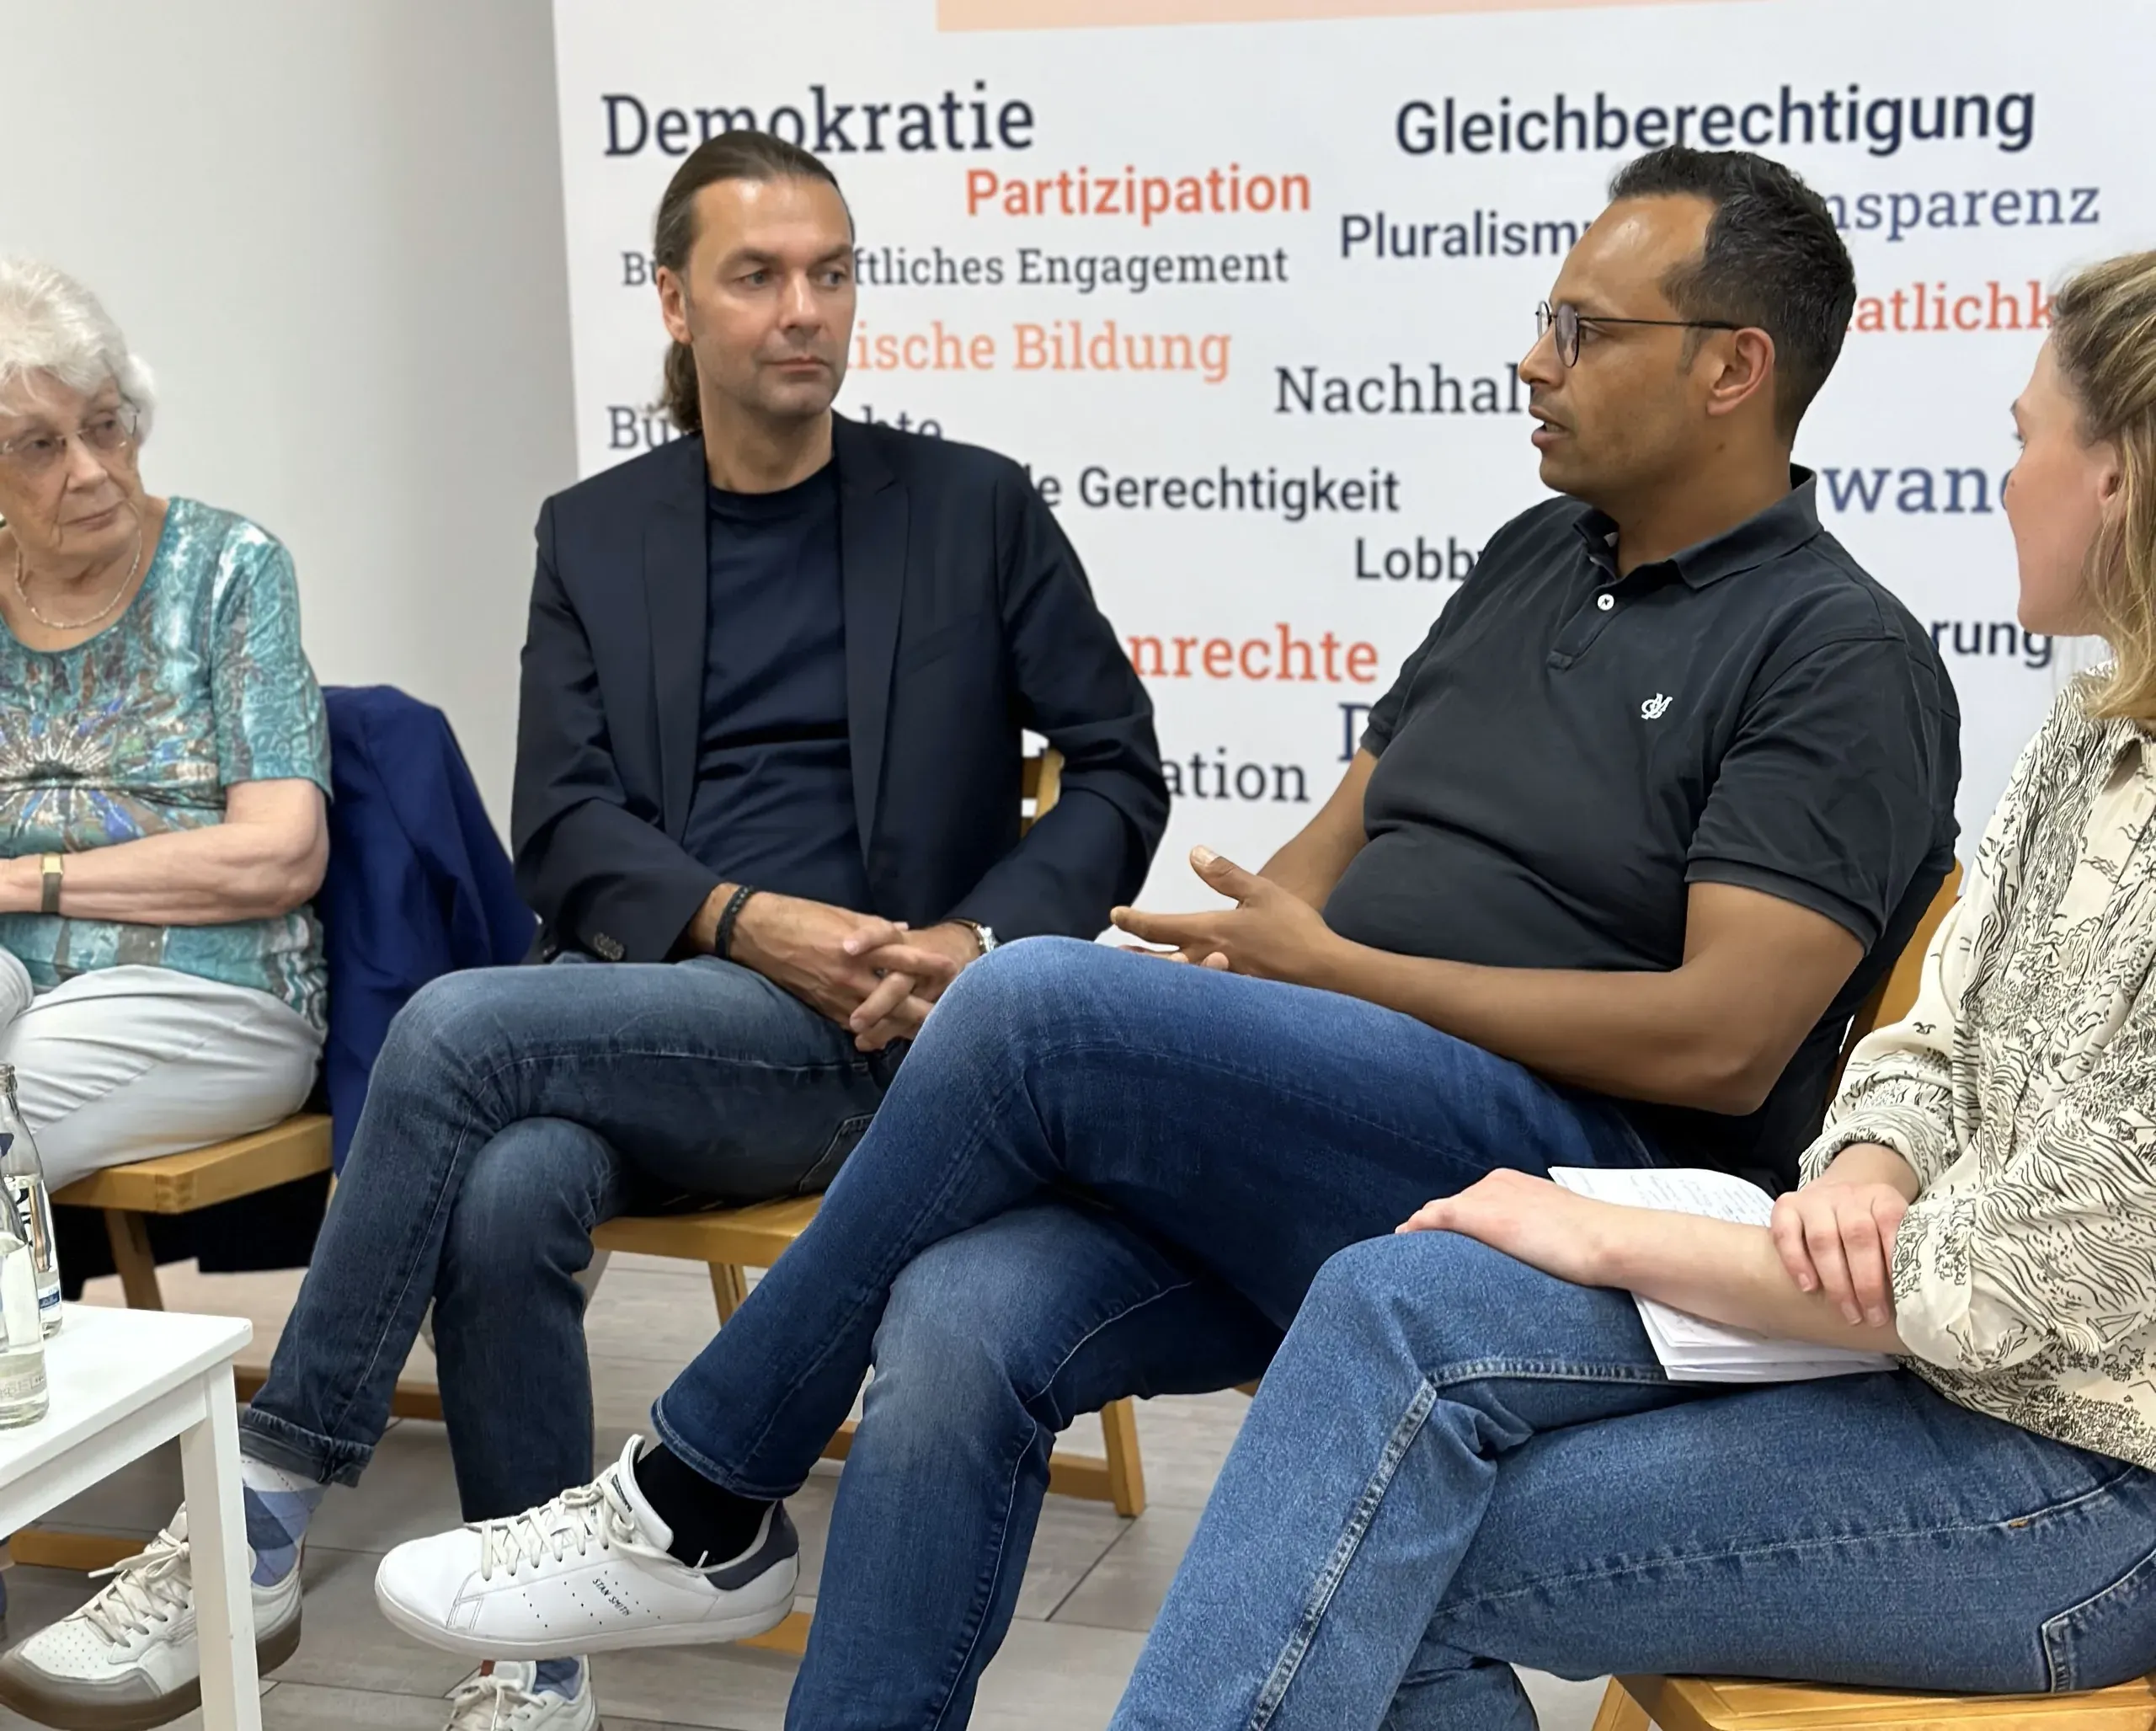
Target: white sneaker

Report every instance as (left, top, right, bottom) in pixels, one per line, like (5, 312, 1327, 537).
(444, 1659, 598, 1729)
(0, 1509, 302, 1729)
(374, 1435, 797, 1659)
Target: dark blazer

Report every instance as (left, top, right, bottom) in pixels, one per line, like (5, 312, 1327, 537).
(513, 416, 1168, 963)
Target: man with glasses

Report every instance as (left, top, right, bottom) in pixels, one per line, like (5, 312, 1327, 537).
(375, 147, 1961, 1731)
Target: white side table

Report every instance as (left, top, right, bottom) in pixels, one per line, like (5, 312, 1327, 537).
(1, 1304, 261, 1731)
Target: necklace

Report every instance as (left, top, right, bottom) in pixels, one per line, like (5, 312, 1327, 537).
(12, 526, 145, 633)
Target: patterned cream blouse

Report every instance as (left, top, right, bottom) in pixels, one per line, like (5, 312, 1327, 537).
(1803, 679, 2156, 1468)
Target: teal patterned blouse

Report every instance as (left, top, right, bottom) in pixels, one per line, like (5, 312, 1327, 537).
(0, 499, 331, 1028)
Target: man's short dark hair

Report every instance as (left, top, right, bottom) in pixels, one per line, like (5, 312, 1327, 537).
(653, 131, 850, 433)
(1607, 147, 1855, 438)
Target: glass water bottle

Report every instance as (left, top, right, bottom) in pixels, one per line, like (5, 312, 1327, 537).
(0, 1185, 48, 1428)
(0, 1066, 60, 1334)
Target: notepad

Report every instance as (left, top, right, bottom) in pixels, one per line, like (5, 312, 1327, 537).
(1548, 1166, 1899, 1384)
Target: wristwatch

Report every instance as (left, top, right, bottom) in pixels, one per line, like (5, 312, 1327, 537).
(38, 854, 61, 916)
(956, 919, 998, 956)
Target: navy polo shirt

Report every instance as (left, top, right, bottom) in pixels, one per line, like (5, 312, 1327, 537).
(680, 461, 874, 914)
(1324, 472, 1961, 1188)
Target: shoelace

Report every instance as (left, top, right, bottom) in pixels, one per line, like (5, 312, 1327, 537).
(472, 1465, 665, 1581)
(77, 1526, 191, 1644)
(446, 1671, 555, 1730)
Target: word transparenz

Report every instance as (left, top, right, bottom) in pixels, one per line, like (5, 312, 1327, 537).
(1396, 85, 2035, 158)
(850, 320, 1230, 382)
(599, 83, 1033, 157)
(1128, 624, 1380, 685)
(1823, 184, 2099, 243)
(965, 164, 1310, 225)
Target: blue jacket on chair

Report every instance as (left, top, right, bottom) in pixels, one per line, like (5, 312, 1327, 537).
(56, 687, 535, 1288)
(321, 686, 536, 1170)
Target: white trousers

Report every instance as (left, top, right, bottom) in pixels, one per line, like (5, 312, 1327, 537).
(0, 954, 323, 1194)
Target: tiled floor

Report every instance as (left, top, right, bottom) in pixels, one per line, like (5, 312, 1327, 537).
(0, 1256, 1616, 1731)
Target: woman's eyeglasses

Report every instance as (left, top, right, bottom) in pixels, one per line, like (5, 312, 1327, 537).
(0, 406, 141, 481)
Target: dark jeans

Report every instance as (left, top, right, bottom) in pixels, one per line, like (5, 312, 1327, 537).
(238, 954, 898, 1520)
(647, 938, 1659, 1729)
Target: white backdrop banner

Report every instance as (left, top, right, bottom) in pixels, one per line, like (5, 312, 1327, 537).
(550, 0, 2148, 911)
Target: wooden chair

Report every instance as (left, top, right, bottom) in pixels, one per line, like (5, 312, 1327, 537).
(1586, 863, 2156, 1731)
(588, 746, 1148, 1657)
(1829, 863, 1961, 1092)
(1594, 1669, 2156, 1731)
(51, 1114, 335, 1314)
(43, 1114, 445, 1424)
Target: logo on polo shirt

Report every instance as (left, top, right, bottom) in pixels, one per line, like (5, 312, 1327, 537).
(1640, 693, 1673, 720)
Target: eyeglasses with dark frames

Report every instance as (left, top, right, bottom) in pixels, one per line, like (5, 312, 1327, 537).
(1535, 300, 1744, 367)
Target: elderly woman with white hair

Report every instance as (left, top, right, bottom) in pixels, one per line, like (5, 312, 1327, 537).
(0, 259, 327, 1193)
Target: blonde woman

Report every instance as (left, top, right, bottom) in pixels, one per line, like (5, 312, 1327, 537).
(1105, 251, 2156, 1728)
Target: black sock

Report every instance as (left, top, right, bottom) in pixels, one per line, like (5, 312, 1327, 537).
(630, 1441, 773, 1570)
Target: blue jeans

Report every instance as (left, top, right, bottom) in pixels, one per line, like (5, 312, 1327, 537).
(238, 955, 897, 1520)
(1111, 1231, 2156, 1731)
(646, 938, 1657, 1727)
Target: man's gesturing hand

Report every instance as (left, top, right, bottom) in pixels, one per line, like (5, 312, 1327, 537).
(1111, 847, 1346, 986)
(728, 893, 960, 1051)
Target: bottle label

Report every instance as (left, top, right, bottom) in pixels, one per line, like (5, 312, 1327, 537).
(3, 1176, 57, 1314)
(0, 1360, 45, 1413)
(0, 1249, 41, 1350)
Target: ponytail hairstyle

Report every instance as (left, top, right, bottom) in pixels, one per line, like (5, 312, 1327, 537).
(2050, 250, 2156, 719)
(651, 131, 847, 435)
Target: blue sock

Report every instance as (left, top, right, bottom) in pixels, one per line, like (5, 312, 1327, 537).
(237, 1456, 326, 1588)
(533, 1659, 584, 1698)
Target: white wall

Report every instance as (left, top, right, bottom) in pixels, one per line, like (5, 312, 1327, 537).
(0, 0, 577, 827)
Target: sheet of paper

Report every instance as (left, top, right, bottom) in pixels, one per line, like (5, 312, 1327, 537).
(1550, 1164, 1774, 1226)
(1548, 1167, 1898, 1382)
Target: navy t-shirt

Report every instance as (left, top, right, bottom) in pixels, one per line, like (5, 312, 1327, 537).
(1324, 476, 1960, 1189)
(680, 462, 873, 913)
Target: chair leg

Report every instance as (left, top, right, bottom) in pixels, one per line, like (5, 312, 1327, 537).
(8, 1531, 143, 1572)
(709, 1263, 749, 1323)
(825, 1407, 1146, 1515)
(575, 1248, 612, 1307)
(232, 1365, 445, 1424)
(741, 1610, 813, 1656)
(103, 1210, 164, 1310)
(1591, 1679, 1653, 1731)
(1101, 1397, 1146, 1518)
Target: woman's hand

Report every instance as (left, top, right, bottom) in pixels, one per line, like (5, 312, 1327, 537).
(1404, 1162, 1913, 1354)
(1769, 1160, 1912, 1328)
(1396, 1168, 1619, 1288)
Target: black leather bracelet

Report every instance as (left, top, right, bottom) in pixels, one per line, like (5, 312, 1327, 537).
(715, 884, 760, 961)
